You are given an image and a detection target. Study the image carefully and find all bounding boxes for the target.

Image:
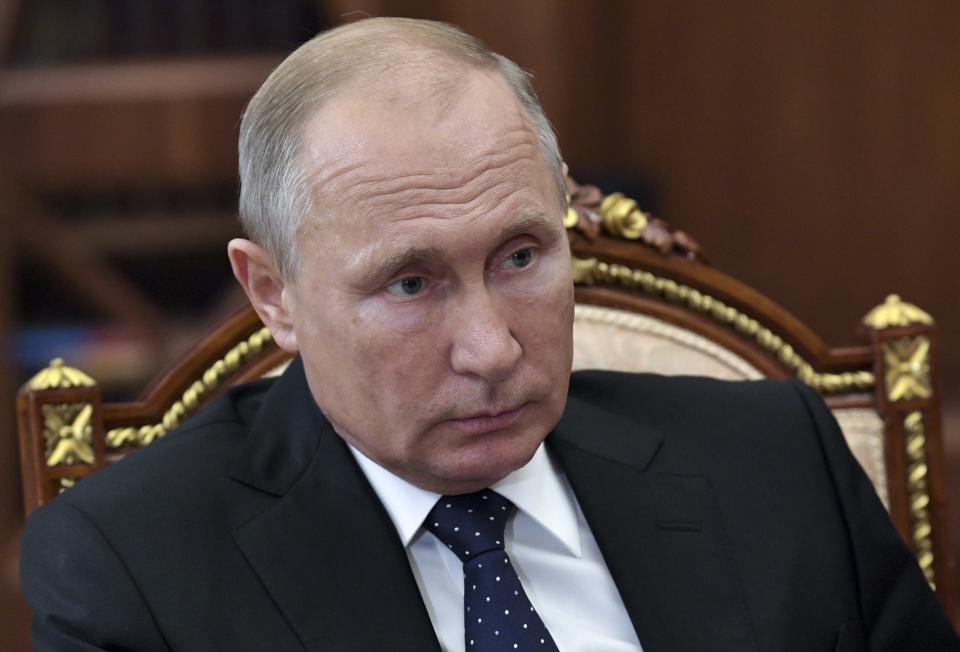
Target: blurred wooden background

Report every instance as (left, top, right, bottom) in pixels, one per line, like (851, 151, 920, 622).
(1, 1, 958, 648)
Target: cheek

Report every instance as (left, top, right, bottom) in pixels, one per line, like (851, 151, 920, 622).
(512, 275, 574, 366)
(344, 310, 451, 411)
(543, 286, 575, 356)
(515, 255, 574, 319)
(357, 295, 443, 336)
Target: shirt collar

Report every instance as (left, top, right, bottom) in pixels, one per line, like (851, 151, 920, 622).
(348, 442, 582, 558)
(348, 445, 440, 548)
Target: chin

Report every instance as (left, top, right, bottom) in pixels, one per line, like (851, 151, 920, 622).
(430, 428, 545, 492)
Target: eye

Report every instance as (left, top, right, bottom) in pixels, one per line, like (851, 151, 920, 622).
(386, 276, 426, 296)
(503, 247, 536, 269)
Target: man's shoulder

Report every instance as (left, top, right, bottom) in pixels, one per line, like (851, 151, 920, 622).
(568, 368, 809, 424)
(564, 369, 828, 468)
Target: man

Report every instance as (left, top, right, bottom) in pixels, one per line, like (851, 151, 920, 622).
(20, 17, 960, 652)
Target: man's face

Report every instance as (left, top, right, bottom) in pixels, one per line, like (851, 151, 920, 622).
(284, 70, 574, 494)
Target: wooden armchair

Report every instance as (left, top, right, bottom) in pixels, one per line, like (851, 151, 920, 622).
(17, 175, 954, 616)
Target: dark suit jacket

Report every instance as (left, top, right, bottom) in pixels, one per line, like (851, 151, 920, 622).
(20, 357, 959, 651)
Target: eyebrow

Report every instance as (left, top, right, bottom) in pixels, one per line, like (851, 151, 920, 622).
(362, 209, 557, 286)
(497, 210, 552, 242)
(363, 245, 448, 286)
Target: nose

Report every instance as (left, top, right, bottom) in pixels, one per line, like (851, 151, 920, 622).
(449, 288, 522, 382)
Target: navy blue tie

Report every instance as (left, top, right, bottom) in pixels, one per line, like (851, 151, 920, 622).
(426, 490, 560, 651)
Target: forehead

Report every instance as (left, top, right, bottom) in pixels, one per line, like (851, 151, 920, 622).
(307, 68, 530, 158)
(300, 69, 556, 225)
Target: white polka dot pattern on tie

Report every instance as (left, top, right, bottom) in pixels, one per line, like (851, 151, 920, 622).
(426, 490, 560, 651)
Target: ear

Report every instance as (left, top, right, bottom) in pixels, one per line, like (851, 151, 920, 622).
(227, 238, 298, 352)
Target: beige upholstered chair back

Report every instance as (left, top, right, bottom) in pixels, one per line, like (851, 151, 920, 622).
(571, 304, 888, 508)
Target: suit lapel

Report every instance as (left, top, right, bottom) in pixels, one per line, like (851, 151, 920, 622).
(229, 358, 441, 652)
(549, 390, 759, 651)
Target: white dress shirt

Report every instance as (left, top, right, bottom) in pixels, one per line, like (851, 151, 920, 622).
(349, 443, 644, 652)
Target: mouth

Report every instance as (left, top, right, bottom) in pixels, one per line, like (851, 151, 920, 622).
(448, 403, 527, 434)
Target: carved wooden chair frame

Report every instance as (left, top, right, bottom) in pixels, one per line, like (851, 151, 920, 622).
(17, 175, 954, 616)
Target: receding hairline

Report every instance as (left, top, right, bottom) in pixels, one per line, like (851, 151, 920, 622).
(259, 17, 501, 107)
(295, 16, 498, 64)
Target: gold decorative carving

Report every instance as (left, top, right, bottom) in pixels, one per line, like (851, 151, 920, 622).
(26, 358, 95, 391)
(106, 327, 274, 449)
(571, 256, 875, 393)
(563, 201, 580, 230)
(882, 336, 932, 402)
(42, 403, 95, 467)
(58, 478, 77, 494)
(564, 177, 702, 258)
(863, 294, 934, 330)
(903, 411, 936, 589)
(600, 192, 649, 240)
(571, 256, 600, 285)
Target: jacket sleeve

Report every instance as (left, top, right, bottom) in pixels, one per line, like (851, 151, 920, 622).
(792, 381, 960, 650)
(20, 499, 171, 652)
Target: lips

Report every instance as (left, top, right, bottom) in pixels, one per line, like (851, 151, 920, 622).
(448, 404, 526, 434)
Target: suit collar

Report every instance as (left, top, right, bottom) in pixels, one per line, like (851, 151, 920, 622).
(229, 356, 325, 496)
(549, 386, 665, 471)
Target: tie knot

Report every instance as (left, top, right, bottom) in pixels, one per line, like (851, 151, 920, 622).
(425, 490, 515, 562)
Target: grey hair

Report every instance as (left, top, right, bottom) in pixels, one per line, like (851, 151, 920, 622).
(238, 17, 565, 279)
